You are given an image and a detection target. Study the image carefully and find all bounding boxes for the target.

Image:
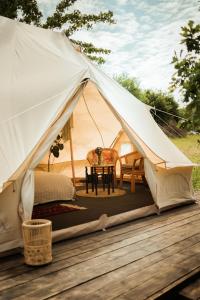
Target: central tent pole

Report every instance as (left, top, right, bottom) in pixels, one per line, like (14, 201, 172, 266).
(68, 82, 88, 188)
(69, 124, 76, 187)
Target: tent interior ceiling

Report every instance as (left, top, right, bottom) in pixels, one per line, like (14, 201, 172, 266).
(40, 81, 122, 164)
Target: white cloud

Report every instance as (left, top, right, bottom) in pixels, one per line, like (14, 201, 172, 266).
(37, 0, 58, 18)
(101, 0, 200, 96)
(72, 10, 140, 51)
(116, 0, 129, 5)
(72, 0, 107, 14)
(38, 0, 199, 102)
(114, 12, 139, 35)
(73, 29, 132, 51)
(38, 0, 108, 19)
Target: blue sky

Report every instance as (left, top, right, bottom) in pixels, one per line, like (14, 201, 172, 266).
(38, 0, 199, 101)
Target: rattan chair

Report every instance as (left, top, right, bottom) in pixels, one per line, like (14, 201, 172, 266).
(119, 151, 145, 192)
(86, 148, 119, 184)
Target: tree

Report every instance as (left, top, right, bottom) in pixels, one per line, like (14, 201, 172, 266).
(0, 0, 115, 64)
(115, 74, 179, 123)
(177, 107, 194, 132)
(114, 73, 144, 100)
(143, 90, 185, 137)
(0, 0, 42, 25)
(143, 90, 179, 124)
(115, 73, 183, 136)
(170, 20, 200, 131)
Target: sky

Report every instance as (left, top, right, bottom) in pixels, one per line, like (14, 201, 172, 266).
(38, 0, 200, 102)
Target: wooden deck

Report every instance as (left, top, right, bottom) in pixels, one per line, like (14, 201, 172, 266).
(1, 203, 200, 300)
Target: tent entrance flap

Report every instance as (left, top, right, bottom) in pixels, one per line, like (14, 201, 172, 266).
(61, 115, 76, 185)
(21, 83, 86, 220)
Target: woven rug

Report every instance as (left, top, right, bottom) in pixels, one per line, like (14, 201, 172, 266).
(76, 188, 126, 198)
(32, 203, 87, 219)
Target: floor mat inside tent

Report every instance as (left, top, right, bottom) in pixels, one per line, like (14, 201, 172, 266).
(38, 183, 154, 231)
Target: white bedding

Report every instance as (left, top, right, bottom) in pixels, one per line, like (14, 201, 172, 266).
(34, 171, 75, 205)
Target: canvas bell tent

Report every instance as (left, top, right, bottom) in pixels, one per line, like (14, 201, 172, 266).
(0, 16, 195, 253)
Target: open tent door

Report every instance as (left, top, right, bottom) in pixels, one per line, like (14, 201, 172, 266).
(38, 78, 194, 211)
(38, 74, 195, 213)
(62, 116, 76, 186)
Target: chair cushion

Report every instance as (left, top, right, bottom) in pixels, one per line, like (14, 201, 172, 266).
(122, 164, 132, 169)
(122, 163, 140, 170)
(102, 150, 114, 164)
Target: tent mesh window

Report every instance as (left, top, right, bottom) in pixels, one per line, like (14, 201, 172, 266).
(22, 219, 52, 266)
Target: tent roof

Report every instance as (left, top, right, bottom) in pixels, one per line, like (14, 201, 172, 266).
(0, 16, 193, 190)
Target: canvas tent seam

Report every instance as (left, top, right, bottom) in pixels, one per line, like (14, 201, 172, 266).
(82, 86, 105, 148)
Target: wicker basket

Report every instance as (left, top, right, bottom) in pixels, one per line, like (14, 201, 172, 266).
(22, 219, 52, 266)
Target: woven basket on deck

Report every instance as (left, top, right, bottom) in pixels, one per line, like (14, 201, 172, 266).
(22, 219, 52, 266)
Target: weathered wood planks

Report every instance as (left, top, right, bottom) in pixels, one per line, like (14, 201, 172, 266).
(179, 276, 200, 299)
(0, 204, 199, 300)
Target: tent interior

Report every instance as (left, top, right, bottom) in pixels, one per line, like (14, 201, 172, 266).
(34, 80, 155, 231)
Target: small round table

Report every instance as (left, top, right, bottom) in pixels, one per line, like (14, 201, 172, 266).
(85, 164, 115, 195)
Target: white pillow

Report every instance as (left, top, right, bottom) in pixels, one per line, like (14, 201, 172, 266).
(34, 171, 75, 205)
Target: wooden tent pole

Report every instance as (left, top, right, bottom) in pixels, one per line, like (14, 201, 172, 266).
(69, 127, 76, 187)
(110, 130, 123, 149)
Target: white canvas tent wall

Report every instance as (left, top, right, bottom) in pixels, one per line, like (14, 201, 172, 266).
(0, 16, 195, 253)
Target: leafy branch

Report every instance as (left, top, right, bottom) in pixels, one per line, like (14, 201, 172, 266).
(0, 0, 115, 63)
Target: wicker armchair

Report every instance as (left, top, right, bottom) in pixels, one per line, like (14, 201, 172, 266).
(119, 151, 145, 192)
(87, 148, 118, 165)
(86, 148, 119, 183)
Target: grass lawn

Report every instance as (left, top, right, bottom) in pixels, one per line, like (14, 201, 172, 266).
(171, 135, 200, 191)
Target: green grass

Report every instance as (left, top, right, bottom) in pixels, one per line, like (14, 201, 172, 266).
(171, 135, 200, 191)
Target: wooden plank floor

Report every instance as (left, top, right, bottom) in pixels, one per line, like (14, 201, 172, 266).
(1, 203, 200, 300)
